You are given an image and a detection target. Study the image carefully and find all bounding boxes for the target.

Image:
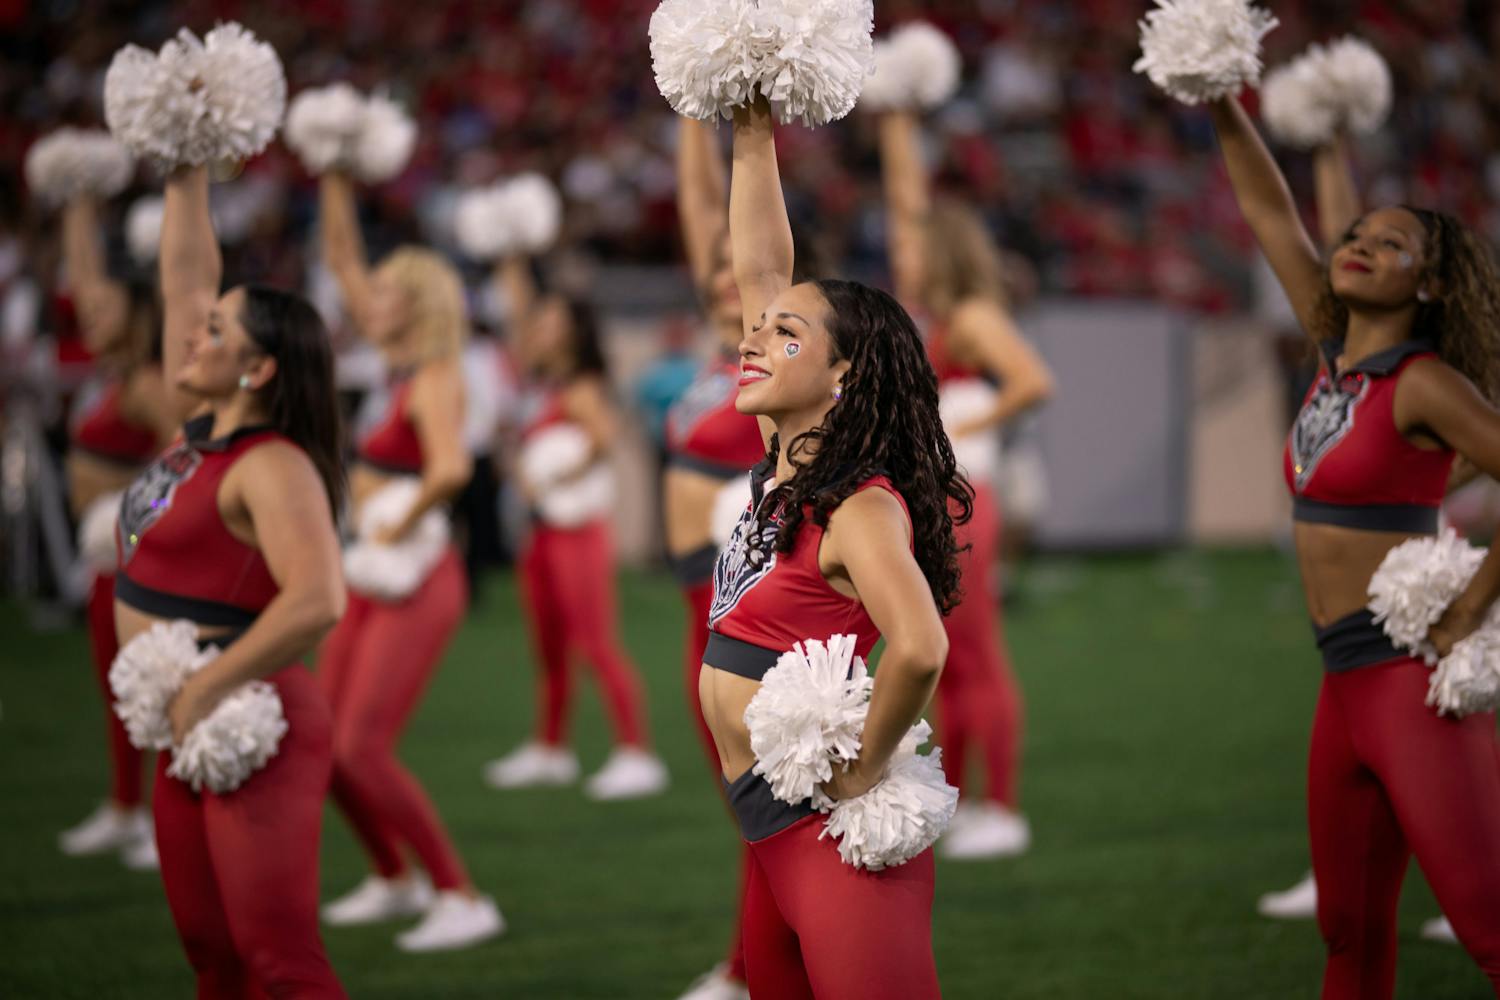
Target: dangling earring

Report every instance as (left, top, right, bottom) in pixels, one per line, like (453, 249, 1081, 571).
(832, 384, 843, 401)
(1417, 289, 1432, 303)
(238, 374, 252, 390)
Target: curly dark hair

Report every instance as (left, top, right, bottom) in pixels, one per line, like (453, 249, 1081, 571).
(1312, 207, 1500, 401)
(750, 279, 973, 613)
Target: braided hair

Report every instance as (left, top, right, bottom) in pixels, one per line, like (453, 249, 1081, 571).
(751, 279, 973, 613)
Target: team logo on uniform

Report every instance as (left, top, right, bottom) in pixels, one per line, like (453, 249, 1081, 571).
(708, 496, 782, 626)
(667, 369, 737, 450)
(118, 443, 202, 564)
(1290, 376, 1367, 492)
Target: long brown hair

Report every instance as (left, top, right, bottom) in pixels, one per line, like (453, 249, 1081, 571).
(921, 197, 1009, 317)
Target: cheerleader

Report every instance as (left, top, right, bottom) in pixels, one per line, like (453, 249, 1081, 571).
(116, 162, 347, 997)
(55, 187, 175, 869)
(481, 252, 669, 799)
(667, 117, 767, 1000)
(1211, 92, 1500, 996)
(314, 169, 503, 950)
(693, 93, 967, 1000)
(877, 105, 1054, 858)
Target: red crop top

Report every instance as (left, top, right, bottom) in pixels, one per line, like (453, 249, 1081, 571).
(1285, 340, 1454, 534)
(71, 378, 159, 467)
(357, 374, 423, 475)
(115, 417, 284, 628)
(665, 358, 767, 479)
(704, 474, 910, 679)
(926, 323, 981, 384)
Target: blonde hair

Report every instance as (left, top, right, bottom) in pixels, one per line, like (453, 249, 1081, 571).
(378, 245, 469, 360)
(921, 197, 1009, 317)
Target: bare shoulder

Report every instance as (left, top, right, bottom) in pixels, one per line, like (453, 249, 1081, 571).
(231, 437, 321, 494)
(827, 485, 912, 545)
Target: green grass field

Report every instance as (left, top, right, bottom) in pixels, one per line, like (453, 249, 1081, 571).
(0, 549, 1489, 998)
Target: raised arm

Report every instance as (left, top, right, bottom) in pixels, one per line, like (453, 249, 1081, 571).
(1313, 134, 1363, 250)
(730, 98, 794, 336)
(318, 172, 377, 339)
(61, 195, 114, 303)
(1208, 97, 1325, 338)
(677, 116, 729, 295)
(495, 255, 539, 339)
(160, 165, 221, 422)
(877, 111, 931, 305)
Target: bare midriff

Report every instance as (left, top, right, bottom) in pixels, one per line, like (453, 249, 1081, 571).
(698, 663, 760, 781)
(664, 465, 725, 556)
(1295, 520, 1432, 627)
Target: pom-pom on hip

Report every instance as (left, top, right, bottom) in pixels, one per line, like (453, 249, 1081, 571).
(24, 129, 134, 207)
(1133, 0, 1278, 105)
(77, 491, 124, 574)
(518, 425, 615, 529)
(109, 620, 204, 751)
(342, 479, 451, 602)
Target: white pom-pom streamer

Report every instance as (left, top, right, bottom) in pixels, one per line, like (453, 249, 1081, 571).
(1133, 0, 1278, 105)
(1426, 626, 1500, 718)
(744, 634, 873, 804)
(77, 490, 124, 573)
(453, 185, 512, 261)
(166, 672, 287, 794)
(820, 734, 958, 870)
(503, 173, 563, 254)
(342, 478, 451, 602)
(938, 378, 1000, 481)
(859, 22, 961, 112)
(284, 83, 365, 175)
(649, 0, 873, 126)
(109, 620, 203, 751)
(519, 424, 615, 528)
(355, 92, 417, 183)
(1367, 529, 1483, 657)
(105, 23, 286, 170)
(1261, 37, 1391, 148)
(453, 174, 562, 261)
(125, 196, 164, 265)
(711, 476, 754, 548)
(24, 129, 134, 207)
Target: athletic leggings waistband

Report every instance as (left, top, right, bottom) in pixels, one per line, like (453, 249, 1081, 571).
(1313, 609, 1406, 672)
(724, 768, 817, 842)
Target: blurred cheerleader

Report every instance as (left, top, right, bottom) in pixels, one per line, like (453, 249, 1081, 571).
(877, 103, 1054, 859)
(482, 250, 669, 800)
(314, 168, 503, 950)
(51, 178, 176, 868)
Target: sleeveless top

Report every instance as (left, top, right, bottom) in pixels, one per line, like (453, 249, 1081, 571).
(72, 377, 159, 467)
(665, 357, 766, 480)
(356, 372, 423, 476)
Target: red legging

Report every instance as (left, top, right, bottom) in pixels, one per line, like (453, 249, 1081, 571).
(1309, 656, 1500, 999)
(319, 547, 471, 891)
(86, 573, 146, 808)
(742, 815, 941, 999)
(521, 520, 648, 747)
(937, 484, 1023, 806)
(681, 577, 750, 984)
(154, 663, 346, 999)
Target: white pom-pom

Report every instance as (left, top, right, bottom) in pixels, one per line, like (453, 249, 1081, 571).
(1367, 529, 1484, 658)
(756, 0, 875, 126)
(342, 478, 451, 601)
(284, 83, 366, 175)
(859, 22, 961, 112)
(504, 173, 563, 254)
(711, 476, 754, 548)
(819, 737, 958, 870)
(1260, 36, 1392, 148)
(108, 620, 205, 751)
(744, 634, 873, 804)
(1133, 0, 1278, 105)
(453, 174, 563, 261)
(125, 196, 164, 265)
(453, 185, 512, 261)
(166, 674, 287, 794)
(354, 92, 417, 183)
(1426, 623, 1500, 717)
(938, 377, 1000, 481)
(649, 0, 772, 122)
(105, 23, 286, 170)
(23, 129, 134, 207)
(77, 491, 124, 573)
(519, 424, 615, 528)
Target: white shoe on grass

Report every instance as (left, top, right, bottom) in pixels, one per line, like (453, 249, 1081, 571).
(121, 831, 160, 871)
(584, 747, 669, 801)
(483, 743, 580, 789)
(1257, 872, 1318, 920)
(1421, 916, 1457, 943)
(676, 962, 751, 1000)
(59, 802, 150, 857)
(323, 873, 434, 926)
(939, 802, 1031, 860)
(396, 892, 504, 952)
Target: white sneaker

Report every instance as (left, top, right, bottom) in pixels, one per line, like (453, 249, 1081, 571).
(584, 747, 670, 801)
(483, 743, 580, 789)
(939, 802, 1031, 860)
(121, 832, 160, 871)
(1257, 872, 1318, 920)
(396, 892, 505, 953)
(323, 873, 434, 927)
(1421, 916, 1458, 944)
(59, 803, 150, 857)
(945, 800, 984, 838)
(676, 962, 751, 1000)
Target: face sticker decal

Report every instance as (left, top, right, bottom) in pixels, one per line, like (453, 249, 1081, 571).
(783, 342, 801, 359)
(1397, 251, 1414, 269)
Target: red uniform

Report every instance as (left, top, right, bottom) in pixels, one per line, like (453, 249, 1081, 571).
(518, 385, 649, 748)
(707, 475, 941, 1000)
(116, 416, 344, 998)
(319, 372, 473, 891)
(1287, 340, 1500, 998)
(665, 356, 765, 986)
(72, 377, 161, 810)
(927, 324, 1025, 809)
